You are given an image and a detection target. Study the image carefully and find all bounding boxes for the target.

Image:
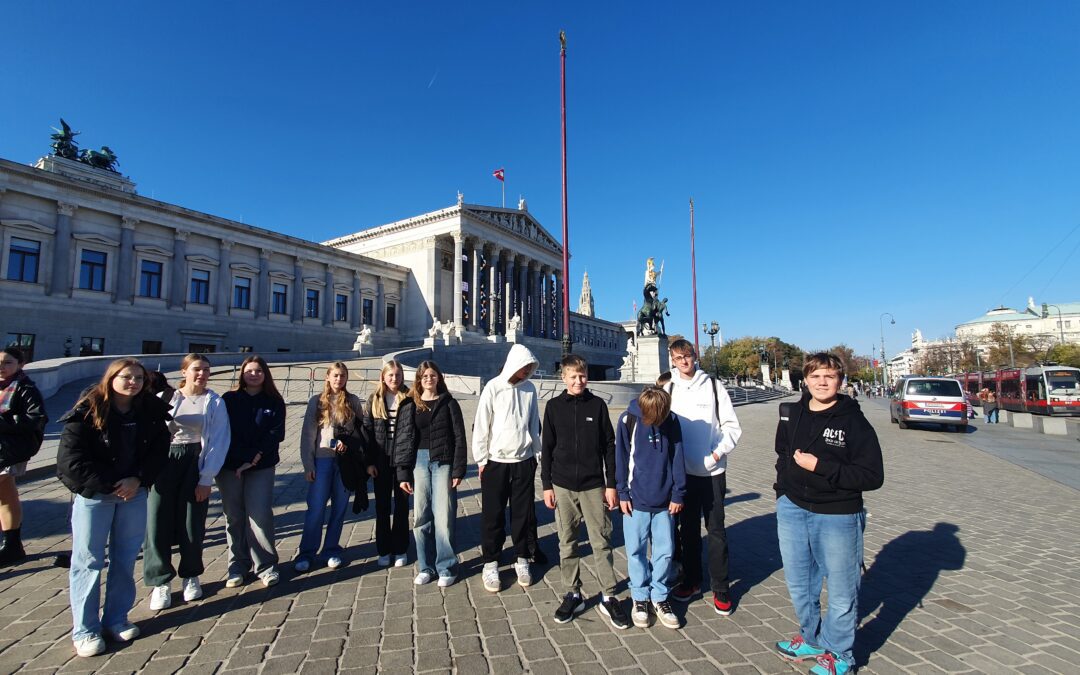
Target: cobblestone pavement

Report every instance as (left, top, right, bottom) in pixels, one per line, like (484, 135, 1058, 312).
(2, 385, 1078, 674)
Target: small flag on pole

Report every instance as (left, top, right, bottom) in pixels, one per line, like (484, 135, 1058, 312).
(493, 168, 505, 181)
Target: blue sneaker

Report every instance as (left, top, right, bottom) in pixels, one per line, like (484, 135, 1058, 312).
(775, 635, 826, 661)
(809, 651, 851, 675)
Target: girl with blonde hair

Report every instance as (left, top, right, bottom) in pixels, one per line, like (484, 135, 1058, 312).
(363, 360, 411, 567)
(296, 362, 365, 572)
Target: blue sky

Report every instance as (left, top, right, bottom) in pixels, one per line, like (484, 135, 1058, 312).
(3, 2, 1079, 360)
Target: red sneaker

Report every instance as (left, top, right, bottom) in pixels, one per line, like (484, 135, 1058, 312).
(713, 591, 733, 616)
(671, 583, 699, 603)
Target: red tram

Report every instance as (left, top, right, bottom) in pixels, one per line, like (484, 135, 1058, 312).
(950, 365, 1080, 416)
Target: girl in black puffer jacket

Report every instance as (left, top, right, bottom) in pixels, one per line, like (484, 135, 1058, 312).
(393, 360, 467, 587)
(363, 360, 411, 568)
(0, 346, 47, 566)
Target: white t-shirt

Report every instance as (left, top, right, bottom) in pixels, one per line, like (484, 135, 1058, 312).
(171, 393, 207, 444)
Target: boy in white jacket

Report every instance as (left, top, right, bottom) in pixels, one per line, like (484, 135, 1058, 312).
(664, 339, 743, 615)
(473, 344, 541, 592)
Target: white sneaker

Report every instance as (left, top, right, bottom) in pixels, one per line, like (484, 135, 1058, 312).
(225, 574, 244, 588)
(414, 571, 434, 585)
(182, 577, 202, 602)
(260, 569, 280, 587)
(294, 558, 310, 573)
(514, 558, 532, 587)
(394, 554, 407, 567)
(653, 600, 680, 629)
(437, 574, 457, 588)
(149, 584, 171, 610)
(327, 556, 343, 569)
(104, 622, 140, 642)
(74, 634, 106, 657)
(377, 555, 392, 567)
(483, 562, 500, 592)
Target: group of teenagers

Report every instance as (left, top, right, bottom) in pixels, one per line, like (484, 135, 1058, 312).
(0, 338, 883, 675)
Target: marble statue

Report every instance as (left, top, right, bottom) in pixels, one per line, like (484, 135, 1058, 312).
(507, 312, 522, 332)
(428, 318, 440, 338)
(357, 324, 373, 345)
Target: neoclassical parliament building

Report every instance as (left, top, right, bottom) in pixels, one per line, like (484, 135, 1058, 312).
(0, 154, 626, 372)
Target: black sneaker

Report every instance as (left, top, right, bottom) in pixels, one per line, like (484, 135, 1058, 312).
(554, 593, 585, 623)
(598, 596, 631, 630)
(713, 591, 733, 616)
(671, 582, 699, 603)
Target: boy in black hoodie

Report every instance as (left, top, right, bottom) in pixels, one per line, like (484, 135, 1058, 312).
(772, 353, 884, 675)
(541, 355, 629, 629)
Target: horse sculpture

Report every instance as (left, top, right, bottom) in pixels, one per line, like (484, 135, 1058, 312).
(635, 283, 669, 337)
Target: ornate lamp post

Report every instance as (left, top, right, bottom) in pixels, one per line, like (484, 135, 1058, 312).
(702, 321, 720, 378)
(880, 312, 895, 387)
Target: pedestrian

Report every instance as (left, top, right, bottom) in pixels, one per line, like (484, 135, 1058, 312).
(473, 344, 542, 592)
(663, 339, 743, 616)
(984, 390, 999, 424)
(773, 352, 884, 675)
(296, 362, 365, 572)
(57, 358, 171, 657)
(218, 356, 286, 588)
(144, 353, 230, 610)
(0, 346, 48, 566)
(363, 360, 411, 568)
(394, 360, 468, 587)
(542, 355, 630, 629)
(616, 386, 686, 629)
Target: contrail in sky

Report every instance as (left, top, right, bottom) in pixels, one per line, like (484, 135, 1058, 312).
(427, 69, 439, 89)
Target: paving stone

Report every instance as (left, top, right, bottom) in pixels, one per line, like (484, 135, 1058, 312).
(261, 653, 305, 675)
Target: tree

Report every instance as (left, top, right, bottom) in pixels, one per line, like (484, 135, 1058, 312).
(985, 322, 1040, 368)
(1047, 343, 1080, 368)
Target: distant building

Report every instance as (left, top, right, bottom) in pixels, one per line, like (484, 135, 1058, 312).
(577, 271, 595, 317)
(955, 297, 1080, 348)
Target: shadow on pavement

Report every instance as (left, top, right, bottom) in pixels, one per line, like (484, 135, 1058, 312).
(726, 512, 783, 605)
(857, 522, 965, 667)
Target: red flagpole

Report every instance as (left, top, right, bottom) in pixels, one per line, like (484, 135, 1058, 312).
(690, 197, 700, 357)
(560, 30, 571, 357)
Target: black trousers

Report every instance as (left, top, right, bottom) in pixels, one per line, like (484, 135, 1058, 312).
(480, 457, 537, 564)
(372, 453, 410, 557)
(678, 472, 729, 593)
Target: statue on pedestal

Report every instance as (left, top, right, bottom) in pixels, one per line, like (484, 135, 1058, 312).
(357, 324, 373, 345)
(507, 312, 522, 332)
(636, 282, 669, 337)
(428, 318, 440, 338)
(50, 119, 80, 160)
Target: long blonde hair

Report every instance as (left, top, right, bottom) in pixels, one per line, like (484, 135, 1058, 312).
(74, 358, 151, 431)
(371, 360, 409, 419)
(410, 360, 447, 412)
(319, 362, 355, 427)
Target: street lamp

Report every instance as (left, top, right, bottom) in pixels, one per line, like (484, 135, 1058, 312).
(879, 312, 895, 388)
(702, 321, 720, 378)
(1042, 303, 1066, 348)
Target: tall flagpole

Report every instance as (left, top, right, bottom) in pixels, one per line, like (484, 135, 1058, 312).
(690, 197, 700, 357)
(560, 30, 571, 358)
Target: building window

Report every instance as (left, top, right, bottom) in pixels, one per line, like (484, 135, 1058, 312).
(362, 298, 374, 326)
(386, 303, 397, 328)
(141, 340, 162, 354)
(239, 345, 254, 353)
(1067, 320, 1073, 328)
(80, 337, 105, 357)
(233, 277, 251, 309)
(6, 238, 40, 283)
(188, 343, 216, 354)
(272, 283, 288, 314)
(139, 260, 163, 298)
(335, 294, 348, 322)
(5, 333, 35, 362)
(305, 289, 320, 318)
(79, 250, 107, 291)
(189, 269, 210, 304)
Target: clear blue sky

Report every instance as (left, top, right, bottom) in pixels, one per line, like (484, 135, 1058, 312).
(4, 2, 1079, 360)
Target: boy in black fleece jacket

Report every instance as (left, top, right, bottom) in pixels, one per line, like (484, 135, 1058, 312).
(541, 355, 630, 629)
(772, 353, 884, 675)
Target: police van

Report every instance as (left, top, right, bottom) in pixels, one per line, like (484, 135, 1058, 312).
(889, 376, 968, 432)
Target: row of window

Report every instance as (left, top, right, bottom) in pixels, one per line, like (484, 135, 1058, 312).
(6, 334, 259, 362)
(6, 240, 395, 326)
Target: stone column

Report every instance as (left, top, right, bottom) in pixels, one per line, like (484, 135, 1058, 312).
(503, 254, 514, 332)
(323, 264, 335, 326)
(376, 275, 386, 331)
(554, 271, 563, 340)
(452, 233, 464, 331)
(540, 266, 552, 339)
(470, 240, 483, 331)
(488, 247, 500, 335)
(169, 229, 189, 309)
(216, 239, 233, 316)
(531, 263, 542, 337)
(291, 258, 304, 323)
(257, 248, 271, 318)
(517, 257, 529, 329)
(351, 272, 363, 330)
(116, 217, 137, 304)
(51, 202, 76, 297)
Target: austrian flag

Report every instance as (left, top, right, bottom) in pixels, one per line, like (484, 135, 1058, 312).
(492, 168, 505, 182)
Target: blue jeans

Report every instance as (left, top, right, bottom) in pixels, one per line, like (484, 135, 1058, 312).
(412, 449, 457, 577)
(297, 457, 349, 562)
(776, 495, 865, 667)
(70, 490, 147, 641)
(985, 408, 999, 423)
(623, 508, 675, 602)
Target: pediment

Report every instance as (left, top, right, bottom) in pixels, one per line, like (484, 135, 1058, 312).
(73, 232, 120, 247)
(185, 254, 220, 266)
(303, 276, 326, 287)
(269, 270, 295, 281)
(230, 263, 260, 273)
(1, 219, 55, 235)
(135, 244, 173, 257)
(464, 207, 561, 252)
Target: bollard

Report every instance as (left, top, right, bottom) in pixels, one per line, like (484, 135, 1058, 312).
(1033, 416, 1068, 436)
(1008, 412, 1034, 429)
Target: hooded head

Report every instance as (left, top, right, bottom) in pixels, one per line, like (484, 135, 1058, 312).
(500, 344, 539, 385)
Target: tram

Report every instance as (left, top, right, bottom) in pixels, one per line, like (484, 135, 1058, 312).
(951, 364, 1080, 416)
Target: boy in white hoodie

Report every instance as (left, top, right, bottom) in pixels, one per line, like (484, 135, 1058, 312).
(473, 344, 542, 592)
(664, 338, 742, 615)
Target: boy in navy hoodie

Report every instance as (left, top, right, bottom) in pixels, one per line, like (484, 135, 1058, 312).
(616, 386, 686, 629)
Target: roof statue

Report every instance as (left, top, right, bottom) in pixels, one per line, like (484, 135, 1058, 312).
(50, 119, 80, 160)
(578, 270, 595, 317)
